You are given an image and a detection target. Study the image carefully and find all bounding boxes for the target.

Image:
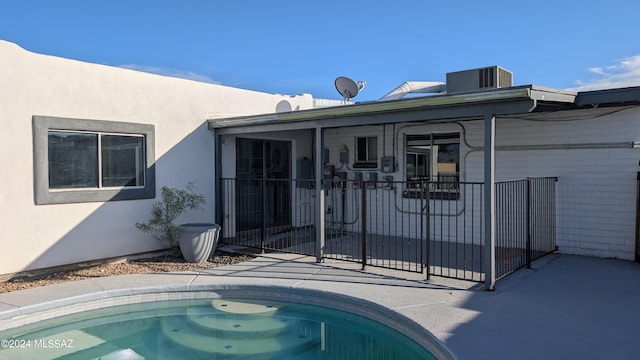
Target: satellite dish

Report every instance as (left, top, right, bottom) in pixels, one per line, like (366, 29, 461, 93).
(335, 76, 366, 100)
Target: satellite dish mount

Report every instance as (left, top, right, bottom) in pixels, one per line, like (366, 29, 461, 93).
(335, 76, 366, 101)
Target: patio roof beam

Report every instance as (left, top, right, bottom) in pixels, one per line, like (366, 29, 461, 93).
(210, 98, 538, 135)
(575, 86, 640, 107)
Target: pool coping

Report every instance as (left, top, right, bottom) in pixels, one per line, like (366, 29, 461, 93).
(0, 283, 456, 360)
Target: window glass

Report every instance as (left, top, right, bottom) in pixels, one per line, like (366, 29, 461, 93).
(404, 132, 460, 198)
(406, 153, 416, 178)
(356, 136, 377, 163)
(436, 142, 459, 184)
(406, 152, 430, 178)
(48, 131, 98, 188)
(367, 137, 377, 161)
(356, 137, 367, 162)
(101, 135, 145, 187)
(437, 143, 459, 164)
(417, 152, 428, 178)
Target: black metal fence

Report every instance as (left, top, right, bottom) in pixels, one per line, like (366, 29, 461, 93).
(495, 177, 557, 279)
(220, 178, 317, 255)
(220, 176, 557, 282)
(425, 180, 485, 281)
(323, 179, 429, 273)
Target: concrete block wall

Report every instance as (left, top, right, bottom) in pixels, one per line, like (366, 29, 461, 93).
(321, 107, 640, 260)
(463, 107, 640, 260)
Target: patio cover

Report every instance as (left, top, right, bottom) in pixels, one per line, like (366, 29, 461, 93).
(207, 85, 640, 289)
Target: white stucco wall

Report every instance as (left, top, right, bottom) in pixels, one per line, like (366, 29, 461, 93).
(0, 40, 316, 275)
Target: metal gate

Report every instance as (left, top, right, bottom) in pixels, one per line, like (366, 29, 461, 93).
(322, 178, 426, 273)
(495, 177, 558, 279)
(220, 178, 316, 256)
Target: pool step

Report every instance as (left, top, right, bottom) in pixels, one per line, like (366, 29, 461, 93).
(210, 299, 283, 315)
(186, 307, 290, 337)
(161, 315, 318, 358)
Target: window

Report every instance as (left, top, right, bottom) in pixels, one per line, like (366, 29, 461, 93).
(403, 132, 460, 199)
(48, 132, 145, 189)
(34, 116, 155, 204)
(354, 136, 377, 168)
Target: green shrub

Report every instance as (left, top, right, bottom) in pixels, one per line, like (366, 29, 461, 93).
(135, 182, 206, 249)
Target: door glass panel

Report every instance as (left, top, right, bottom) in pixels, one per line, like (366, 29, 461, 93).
(265, 141, 291, 228)
(236, 139, 291, 232)
(236, 139, 264, 230)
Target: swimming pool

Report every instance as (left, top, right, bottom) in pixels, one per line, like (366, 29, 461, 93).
(0, 297, 440, 359)
(0, 285, 455, 359)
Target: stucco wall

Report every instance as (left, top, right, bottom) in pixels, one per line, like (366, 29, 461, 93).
(0, 40, 315, 275)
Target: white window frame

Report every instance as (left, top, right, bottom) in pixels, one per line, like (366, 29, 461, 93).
(354, 136, 378, 168)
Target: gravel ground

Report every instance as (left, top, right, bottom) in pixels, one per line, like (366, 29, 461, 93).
(0, 251, 254, 294)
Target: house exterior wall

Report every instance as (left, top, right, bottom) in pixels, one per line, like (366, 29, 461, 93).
(320, 107, 640, 260)
(0, 40, 315, 275)
(322, 123, 470, 242)
(465, 107, 640, 260)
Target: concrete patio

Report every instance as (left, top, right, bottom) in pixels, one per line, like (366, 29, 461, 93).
(0, 250, 638, 359)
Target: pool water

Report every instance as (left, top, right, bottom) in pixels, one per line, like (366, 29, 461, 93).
(0, 298, 437, 359)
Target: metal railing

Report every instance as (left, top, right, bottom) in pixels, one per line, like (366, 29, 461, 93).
(323, 178, 428, 273)
(496, 177, 558, 279)
(220, 178, 317, 255)
(425, 180, 485, 281)
(220, 176, 557, 282)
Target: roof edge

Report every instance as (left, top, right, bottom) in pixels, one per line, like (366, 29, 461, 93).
(576, 86, 640, 107)
(209, 86, 543, 129)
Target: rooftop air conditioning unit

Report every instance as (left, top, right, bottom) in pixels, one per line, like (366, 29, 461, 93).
(446, 66, 513, 93)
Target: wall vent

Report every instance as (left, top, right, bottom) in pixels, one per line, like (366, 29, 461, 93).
(446, 66, 513, 93)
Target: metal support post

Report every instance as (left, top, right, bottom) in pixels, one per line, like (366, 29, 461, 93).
(635, 172, 640, 263)
(484, 112, 497, 290)
(361, 183, 367, 270)
(526, 178, 532, 269)
(261, 178, 266, 253)
(315, 127, 325, 262)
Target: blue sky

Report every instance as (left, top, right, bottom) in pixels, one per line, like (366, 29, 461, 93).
(1, 0, 639, 101)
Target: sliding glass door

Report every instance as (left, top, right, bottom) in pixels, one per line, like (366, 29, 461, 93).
(236, 138, 291, 232)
